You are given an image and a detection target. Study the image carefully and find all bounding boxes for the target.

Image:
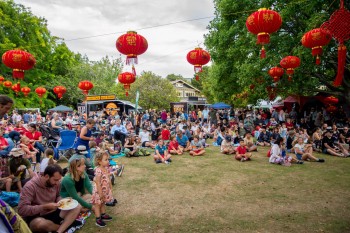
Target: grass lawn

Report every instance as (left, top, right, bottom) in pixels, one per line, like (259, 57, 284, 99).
(79, 144, 350, 233)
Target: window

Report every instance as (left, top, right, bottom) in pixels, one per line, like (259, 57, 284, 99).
(176, 83, 183, 88)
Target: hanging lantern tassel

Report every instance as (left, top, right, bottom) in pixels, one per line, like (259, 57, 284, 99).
(260, 46, 266, 59)
(312, 46, 323, 65)
(132, 65, 136, 76)
(195, 75, 199, 81)
(334, 44, 347, 86)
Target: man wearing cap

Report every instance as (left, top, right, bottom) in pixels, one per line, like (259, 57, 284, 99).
(18, 164, 82, 233)
(8, 148, 35, 192)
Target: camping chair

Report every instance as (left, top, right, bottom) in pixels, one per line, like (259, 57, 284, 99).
(56, 130, 77, 161)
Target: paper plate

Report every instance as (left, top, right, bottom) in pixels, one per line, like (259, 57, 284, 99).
(58, 198, 78, 210)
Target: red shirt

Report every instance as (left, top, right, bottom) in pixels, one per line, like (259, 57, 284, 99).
(161, 129, 170, 140)
(14, 127, 28, 135)
(286, 122, 294, 130)
(24, 131, 42, 141)
(236, 146, 247, 155)
(168, 141, 179, 150)
(0, 137, 9, 148)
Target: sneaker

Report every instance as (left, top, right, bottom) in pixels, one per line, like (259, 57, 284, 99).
(165, 161, 169, 165)
(110, 174, 115, 185)
(318, 158, 325, 163)
(116, 165, 124, 177)
(101, 214, 113, 222)
(113, 198, 118, 204)
(96, 218, 106, 227)
(155, 159, 162, 164)
(167, 158, 172, 163)
(66, 220, 84, 232)
(297, 160, 304, 164)
(240, 158, 245, 162)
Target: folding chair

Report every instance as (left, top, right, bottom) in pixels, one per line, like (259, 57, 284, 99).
(56, 130, 77, 161)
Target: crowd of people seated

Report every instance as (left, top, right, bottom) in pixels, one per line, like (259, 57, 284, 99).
(0, 92, 349, 232)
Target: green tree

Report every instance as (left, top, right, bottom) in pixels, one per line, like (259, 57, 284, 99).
(120, 71, 179, 110)
(165, 74, 186, 82)
(205, 0, 350, 106)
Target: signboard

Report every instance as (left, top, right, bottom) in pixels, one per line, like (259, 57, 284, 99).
(77, 103, 86, 115)
(170, 102, 188, 114)
(86, 95, 116, 101)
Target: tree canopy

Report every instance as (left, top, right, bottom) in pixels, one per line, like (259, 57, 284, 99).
(0, 0, 123, 111)
(204, 0, 350, 107)
(118, 71, 179, 110)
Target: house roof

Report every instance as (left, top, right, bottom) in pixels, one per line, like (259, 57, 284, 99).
(170, 80, 201, 92)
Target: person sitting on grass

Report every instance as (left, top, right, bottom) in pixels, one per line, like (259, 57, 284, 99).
(235, 139, 252, 162)
(39, 148, 56, 175)
(243, 132, 258, 152)
(221, 135, 235, 155)
(189, 135, 205, 156)
(154, 139, 172, 164)
(19, 136, 38, 164)
(168, 135, 183, 155)
(160, 124, 171, 145)
(294, 137, 325, 163)
(269, 137, 285, 165)
(60, 158, 94, 213)
(322, 130, 349, 157)
(9, 148, 36, 192)
(18, 164, 83, 233)
(176, 130, 191, 152)
(257, 127, 271, 146)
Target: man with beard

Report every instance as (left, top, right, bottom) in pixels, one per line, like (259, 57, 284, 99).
(18, 164, 82, 233)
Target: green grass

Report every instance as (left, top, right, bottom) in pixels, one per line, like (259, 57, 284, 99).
(80, 145, 350, 233)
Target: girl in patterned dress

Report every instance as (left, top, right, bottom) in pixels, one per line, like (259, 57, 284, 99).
(91, 151, 113, 227)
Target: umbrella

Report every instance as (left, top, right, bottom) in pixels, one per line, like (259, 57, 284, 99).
(210, 102, 231, 109)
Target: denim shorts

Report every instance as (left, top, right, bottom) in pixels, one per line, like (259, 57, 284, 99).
(296, 153, 303, 160)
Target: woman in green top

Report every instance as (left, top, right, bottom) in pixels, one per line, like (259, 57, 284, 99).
(60, 158, 94, 212)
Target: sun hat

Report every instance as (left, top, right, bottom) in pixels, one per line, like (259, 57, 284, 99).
(10, 148, 25, 157)
(77, 145, 88, 154)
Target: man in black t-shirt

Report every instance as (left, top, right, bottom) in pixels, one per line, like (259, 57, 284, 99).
(322, 131, 349, 157)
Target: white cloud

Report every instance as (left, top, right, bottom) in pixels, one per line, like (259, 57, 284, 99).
(15, 0, 214, 78)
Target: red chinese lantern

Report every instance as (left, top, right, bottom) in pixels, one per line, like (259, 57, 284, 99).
(53, 86, 67, 99)
(2, 49, 36, 79)
(324, 96, 339, 105)
(321, 0, 350, 86)
(116, 31, 148, 75)
(186, 47, 211, 81)
(0, 76, 4, 84)
(268, 67, 284, 82)
(3, 81, 12, 88)
(35, 87, 46, 98)
(11, 82, 21, 95)
(301, 28, 332, 65)
(280, 56, 301, 81)
(118, 72, 136, 96)
(246, 8, 282, 58)
(21, 87, 31, 97)
(78, 81, 93, 95)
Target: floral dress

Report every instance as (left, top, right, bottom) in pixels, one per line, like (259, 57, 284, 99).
(91, 167, 113, 204)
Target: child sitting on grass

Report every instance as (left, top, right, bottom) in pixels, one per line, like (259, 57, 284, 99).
(39, 148, 56, 175)
(19, 136, 37, 164)
(190, 135, 206, 156)
(154, 139, 172, 164)
(221, 135, 235, 155)
(235, 139, 252, 162)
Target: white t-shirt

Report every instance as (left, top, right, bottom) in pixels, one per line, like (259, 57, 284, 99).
(40, 158, 50, 173)
(139, 131, 150, 143)
(294, 143, 304, 154)
(269, 144, 281, 163)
